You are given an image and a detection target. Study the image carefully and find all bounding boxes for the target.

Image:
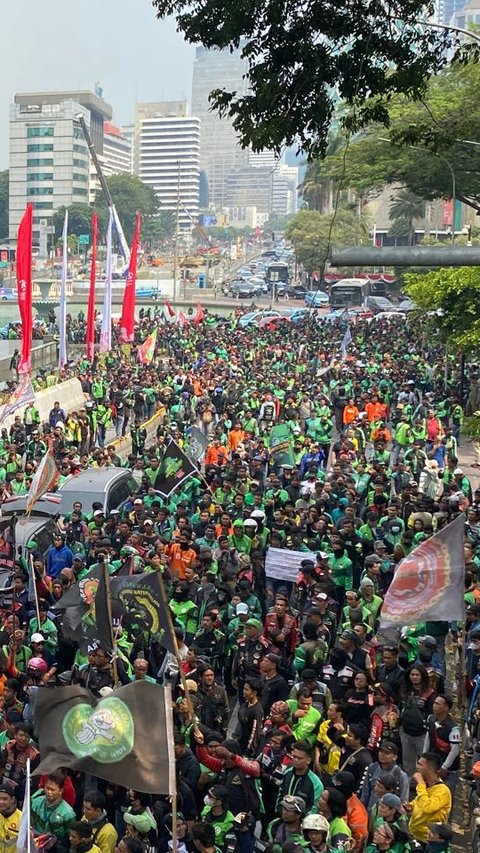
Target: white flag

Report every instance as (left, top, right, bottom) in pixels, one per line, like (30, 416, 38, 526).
(58, 210, 69, 368)
(100, 208, 114, 352)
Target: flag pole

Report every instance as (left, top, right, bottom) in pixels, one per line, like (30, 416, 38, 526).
(103, 561, 119, 687)
(29, 555, 41, 630)
(26, 756, 31, 853)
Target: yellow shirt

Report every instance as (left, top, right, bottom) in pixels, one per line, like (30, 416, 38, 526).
(0, 807, 22, 852)
(409, 781, 451, 842)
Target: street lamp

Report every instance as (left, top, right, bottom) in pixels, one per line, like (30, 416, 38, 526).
(378, 137, 456, 242)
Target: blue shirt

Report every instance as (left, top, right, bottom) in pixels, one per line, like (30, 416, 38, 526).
(46, 544, 73, 578)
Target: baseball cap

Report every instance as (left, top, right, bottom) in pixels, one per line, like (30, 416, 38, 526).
(453, 468, 463, 475)
(179, 679, 198, 693)
(93, 510, 104, 517)
(236, 603, 249, 615)
(314, 592, 328, 601)
(30, 633, 45, 644)
(380, 793, 404, 813)
(378, 740, 399, 755)
(419, 635, 438, 648)
(427, 823, 453, 842)
(280, 795, 307, 814)
(133, 498, 143, 505)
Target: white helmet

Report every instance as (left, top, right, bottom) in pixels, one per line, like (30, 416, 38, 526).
(302, 814, 330, 833)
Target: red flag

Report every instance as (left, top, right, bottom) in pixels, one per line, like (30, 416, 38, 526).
(194, 303, 204, 326)
(86, 213, 98, 361)
(120, 211, 141, 343)
(163, 300, 176, 324)
(16, 204, 33, 374)
(177, 311, 189, 328)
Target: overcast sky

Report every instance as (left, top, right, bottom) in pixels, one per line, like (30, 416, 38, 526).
(1, 0, 195, 168)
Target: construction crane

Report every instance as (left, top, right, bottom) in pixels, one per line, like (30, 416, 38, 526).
(74, 113, 131, 265)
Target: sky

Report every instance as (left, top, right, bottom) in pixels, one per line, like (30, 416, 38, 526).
(1, 0, 195, 168)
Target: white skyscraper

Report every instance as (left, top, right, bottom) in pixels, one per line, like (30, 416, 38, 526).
(134, 102, 200, 230)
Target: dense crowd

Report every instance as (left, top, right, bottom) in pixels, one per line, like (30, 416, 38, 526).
(0, 309, 476, 853)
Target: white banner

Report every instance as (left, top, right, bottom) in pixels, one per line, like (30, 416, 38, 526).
(265, 547, 316, 583)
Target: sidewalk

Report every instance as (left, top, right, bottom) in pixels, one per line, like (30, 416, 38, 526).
(458, 437, 480, 492)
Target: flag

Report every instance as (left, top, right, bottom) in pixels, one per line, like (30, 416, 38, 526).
(380, 513, 465, 628)
(120, 212, 141, 343)
(0, 375, 35, 424)
(177, 311, 188, 328)
(340, 325, 352, 362)
(58, 210, 69, 369)
(25, 445, 60, 515)
(138, 328, 157, 364)
(186, 425, 208, 463)
(86, 212, 98, 362)
(16, 204, 33, 375)
(194, 303, 204, 325)
(34, 682, 176, 795)
(269, 424, 295, 468)
(16, 757, 31, 853)
(153, 438, 198, 498)
(163, 300, 176, 324)
(53, 564, 105, 642)
(100, 208, 114, 353)
(110, 572, 176, 653)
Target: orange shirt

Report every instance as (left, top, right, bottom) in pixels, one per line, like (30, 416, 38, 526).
(205, 444, 229, 466)
(228, 428, 245, 451)
(343, 405, 359, 425)
(365, 401, 383, 422)
(166, 542, 197, 579)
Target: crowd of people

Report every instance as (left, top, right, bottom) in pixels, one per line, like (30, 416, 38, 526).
(0, 307, 475, 853)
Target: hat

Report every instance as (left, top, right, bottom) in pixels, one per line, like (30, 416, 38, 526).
(280, 795, 307, 814)
(427, 823, 453, 842)
(314, 592, 328, 601)
(144, 519, 154, 526)
(270, 700, 289, 717)
(134, 498, 143, 505)
(124, 811, 157, 834)
(180, 679, 198, 693)
(419, 635, 438, 649)
(454, 468, 463, 475)
(359, 577, 374, 589)
(265, 653, 281, 666)
(251, 510, 266, 521)
(233, 519, 244, 527)
(0, 780, 16, 797)
(244, 519, 258, 529)
(93, 510, 104, 517)
(245, 618, 263, 631)
(341, 629, 357, 642)
(317, 551, 329, 560)
(379, 740, 399, 755)
(30, 633, 45, 644)
(379, 793, 404, 813)
(236, 602, 249, 615)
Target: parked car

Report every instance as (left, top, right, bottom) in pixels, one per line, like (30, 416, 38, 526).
(0, 288, 16, 301)
(238, 310, 281, 327)
(277, 285, 308, 299)
(305, 290, 330, 307)
(57, 467, 138, 516)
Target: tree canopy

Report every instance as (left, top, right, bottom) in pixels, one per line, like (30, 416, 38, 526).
(94, 174, 160, 243)
(53, 203, 107, 241)
(285, 207, 370, 272)
(152, 0, 461, 159)
(317, 62, 480, 211)
(404, 266, 480, 352)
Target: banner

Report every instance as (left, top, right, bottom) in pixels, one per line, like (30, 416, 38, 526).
(34, 682, 176, 795)
(86, 213, 98, 362)
(186, 425, 208, 463)
(58, 210, 69, 369)
(194, 303, 204, 325)
(110, 572, 176, 653)
(154, 438, 197, 498)
(163, 300, 176, 324)
(100, 208, 113, 353)
(380, 514, 465, 628)
(269, 424, 295, 468)
(265, 547, 317, 582)
(120, 212, 140, 343)
(138, 328, 157, 364)
(25, 445, 60, 515)
(0, 376, 35, 424)
(16, 204, 33, 374)
(340, 325, 352, 362)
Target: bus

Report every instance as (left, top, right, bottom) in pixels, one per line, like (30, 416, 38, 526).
(329, 278, 370, 310)
(265, 261, 289, 288)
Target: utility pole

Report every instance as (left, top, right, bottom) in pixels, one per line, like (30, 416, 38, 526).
(172, 161, 181, 305)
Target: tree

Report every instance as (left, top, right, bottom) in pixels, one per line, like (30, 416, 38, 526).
(95, 175, 160, 243)
(318, 62, 480, 212)
(389, 190, 425, 244)
(404, 267, 480, 352)
(152, 0, 459, 160)
(142, 210, 176, 246)
(53, 203, 102, 241)
(285, 206, 371, 272)
(0, 171, 8, 241)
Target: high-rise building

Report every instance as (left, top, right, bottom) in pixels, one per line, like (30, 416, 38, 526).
(191, 46, 249, 209)
(134, 102, 200, 230)
(272, 165, 299, 217)
(103, 123, 132, 176)
(9, 90, 112, 241)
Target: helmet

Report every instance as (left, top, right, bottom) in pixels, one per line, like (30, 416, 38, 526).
(27, 657, 48, 675)
(302, 814, 330, 833)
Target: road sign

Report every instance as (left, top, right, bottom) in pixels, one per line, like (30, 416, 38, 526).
(78, 234, 90, 246)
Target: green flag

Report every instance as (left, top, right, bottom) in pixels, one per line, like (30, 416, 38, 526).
(268, 424, 295, 467)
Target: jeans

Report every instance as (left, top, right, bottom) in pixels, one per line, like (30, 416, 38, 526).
(115, 414, 124, 437)
(400, 729, 426, 777)
(97, 423, 106, 448)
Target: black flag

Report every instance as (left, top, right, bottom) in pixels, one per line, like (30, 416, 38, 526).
(34, 682, 176, 795)
(110, 572, 176, 653)
(154, 438, 197, 498)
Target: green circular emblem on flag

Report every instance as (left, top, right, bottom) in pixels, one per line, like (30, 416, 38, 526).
(62, 698, 134, 763)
